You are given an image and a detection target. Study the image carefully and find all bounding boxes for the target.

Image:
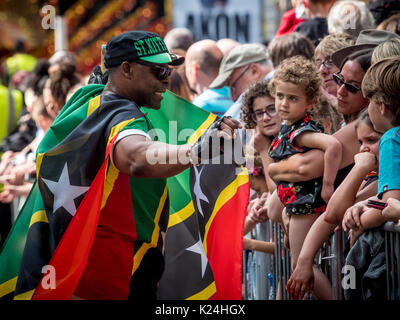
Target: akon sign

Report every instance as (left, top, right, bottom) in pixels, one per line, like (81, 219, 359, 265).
(172, 0, 263, 43)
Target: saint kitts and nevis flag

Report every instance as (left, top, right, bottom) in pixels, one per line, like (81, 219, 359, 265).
(0, 84, 249, 300)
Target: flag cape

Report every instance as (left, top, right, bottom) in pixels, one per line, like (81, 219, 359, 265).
(0, 86, 249, 300)
(144, 94, 250, 300)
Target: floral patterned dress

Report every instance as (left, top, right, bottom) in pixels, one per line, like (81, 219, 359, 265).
(269, 115, 326, 215)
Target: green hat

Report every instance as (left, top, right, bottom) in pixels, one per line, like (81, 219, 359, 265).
(209, 44, 268, 89)
(104, 31, 184, 68)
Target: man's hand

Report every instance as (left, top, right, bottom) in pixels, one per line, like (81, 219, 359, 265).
(191, 116, 242, 163)
(217, 116, 242, 139)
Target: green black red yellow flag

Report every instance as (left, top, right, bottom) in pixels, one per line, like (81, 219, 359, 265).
(0, 87, 249, 300)
(144, 92, 249, 300)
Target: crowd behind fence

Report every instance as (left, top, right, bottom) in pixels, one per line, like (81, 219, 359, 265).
(7, 194, 400, 300)
(243, 220, 400, 300)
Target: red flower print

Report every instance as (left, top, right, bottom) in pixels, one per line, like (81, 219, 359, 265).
(271, 137, 281, 151)
(278, 184, 297, 205)
(288, 129, 298, 143)
(303, 115, 312, 123)
(313, 205, 326, 214)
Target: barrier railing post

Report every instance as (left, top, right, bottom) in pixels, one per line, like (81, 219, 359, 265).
(382, 221, 400, 300)
(384, 230, 390, 299)
(396, 232, 400, 300)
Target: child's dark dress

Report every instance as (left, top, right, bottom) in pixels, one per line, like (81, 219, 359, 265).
(269, 115, 326, 215)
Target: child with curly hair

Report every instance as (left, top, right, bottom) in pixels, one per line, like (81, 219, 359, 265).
(287, 109, 382, 300)
(267, 55, 342, 276)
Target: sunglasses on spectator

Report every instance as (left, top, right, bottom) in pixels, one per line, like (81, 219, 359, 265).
(332, 72, 361, 94)
(251, 104, 277, 122)
(315, 56, 335, 69)
(134, 60, 172, 81)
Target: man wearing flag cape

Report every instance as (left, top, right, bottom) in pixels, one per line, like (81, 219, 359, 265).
(0, 31, 243, 300)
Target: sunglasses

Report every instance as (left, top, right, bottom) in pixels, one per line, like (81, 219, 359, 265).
(332, 72, 361, 94)
(251, 104, 277, 122)
(134, 60, 172, 81)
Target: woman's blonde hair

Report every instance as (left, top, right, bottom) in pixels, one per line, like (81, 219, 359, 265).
(314, 33, 355, 58)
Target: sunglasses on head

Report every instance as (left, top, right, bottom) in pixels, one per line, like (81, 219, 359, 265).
(332, 72, 361, 94)
(134, 60, 172, 81)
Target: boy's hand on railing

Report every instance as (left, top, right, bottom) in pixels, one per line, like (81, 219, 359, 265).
(382, 198, 400, 223)
(342, 201, 368, 232)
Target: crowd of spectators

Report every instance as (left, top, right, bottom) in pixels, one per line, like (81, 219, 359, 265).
(2, 0, 400, 300)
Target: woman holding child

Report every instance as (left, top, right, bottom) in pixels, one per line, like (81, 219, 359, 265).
(285, 30, 400, 300)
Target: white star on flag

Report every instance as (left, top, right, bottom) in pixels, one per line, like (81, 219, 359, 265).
(42, 162, 90, 216)
(193, 166, 209, 217)
(186, 233, 208, 278)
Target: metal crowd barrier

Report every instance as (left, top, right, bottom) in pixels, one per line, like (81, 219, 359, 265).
(243, 220, 275, 300)
(11, 195, 400, 300)
(243, 220, 400, 301)
(243, 222, 347, 300)
(382, 221, 400, 300)
(272, 223, 291, 300)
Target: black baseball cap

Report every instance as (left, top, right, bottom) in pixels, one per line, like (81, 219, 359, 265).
(104, 31, 184, 68)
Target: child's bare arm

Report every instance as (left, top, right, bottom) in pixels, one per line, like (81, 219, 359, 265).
(268, 149, 324, 182)
(287, 212, 336, 299)
(294, 132, 342, 203)
(344, 190, 400, 246)
(324, 152, 378, 225)
(243, 238, 275, 254)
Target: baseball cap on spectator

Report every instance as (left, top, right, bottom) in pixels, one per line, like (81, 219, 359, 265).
(331, 29, 400, 69)
(369, 0, 400, 26)
(104, 31, 184, 68)
(209, 43, 268, 89)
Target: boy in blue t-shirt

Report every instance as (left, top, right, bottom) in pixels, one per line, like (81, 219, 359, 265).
(342, 57, 400, 240)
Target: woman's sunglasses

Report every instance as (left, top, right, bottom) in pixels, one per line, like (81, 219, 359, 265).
(332, 72, 361, 94)
(134, 60, 172, 81)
